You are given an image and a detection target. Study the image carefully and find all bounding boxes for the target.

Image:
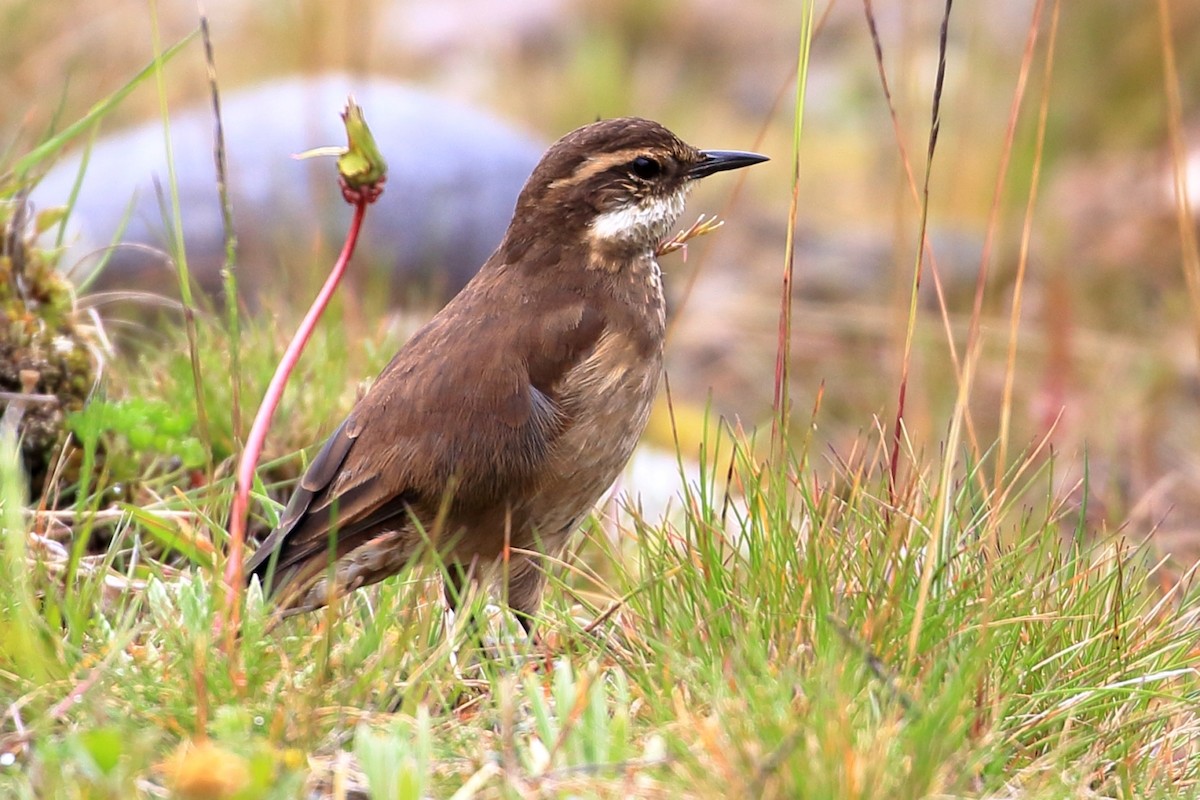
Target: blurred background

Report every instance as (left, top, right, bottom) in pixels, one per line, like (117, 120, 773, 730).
(3, 0, 1200, 563)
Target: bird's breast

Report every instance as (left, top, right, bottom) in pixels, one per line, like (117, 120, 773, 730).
(520, 270, 666, 540)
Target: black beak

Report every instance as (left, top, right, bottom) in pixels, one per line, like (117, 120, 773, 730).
(689, 149, 769, 179)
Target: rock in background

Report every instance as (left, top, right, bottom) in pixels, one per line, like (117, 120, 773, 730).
(32, 74, 544, 310)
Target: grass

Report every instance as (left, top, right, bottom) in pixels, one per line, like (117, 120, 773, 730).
(3, 371, 1199, 797)
(4, 2, 1200, 798)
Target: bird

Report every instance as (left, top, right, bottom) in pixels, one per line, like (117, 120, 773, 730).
(245, 116, 767, 631)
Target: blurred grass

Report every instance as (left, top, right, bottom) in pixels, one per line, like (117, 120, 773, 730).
(3, 0, 1200, 797)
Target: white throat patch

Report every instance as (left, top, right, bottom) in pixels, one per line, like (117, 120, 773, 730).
(589, 190, 687, 248)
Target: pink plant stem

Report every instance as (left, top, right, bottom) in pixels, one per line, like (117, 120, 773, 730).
(220, 195, 368, 640)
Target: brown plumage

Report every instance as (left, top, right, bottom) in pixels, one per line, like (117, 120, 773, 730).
(245, 117, 767, 629)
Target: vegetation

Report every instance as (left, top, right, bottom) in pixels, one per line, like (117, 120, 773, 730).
(2, 1, 1199, 797)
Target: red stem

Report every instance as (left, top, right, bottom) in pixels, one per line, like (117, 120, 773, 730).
(219, 195, 368, 642)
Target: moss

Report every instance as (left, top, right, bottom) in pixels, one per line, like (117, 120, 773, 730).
(0, 197, 98, 497)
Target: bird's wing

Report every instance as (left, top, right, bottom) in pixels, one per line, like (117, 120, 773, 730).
(245, 280, 606, 595)
(242, 410, 379, 585)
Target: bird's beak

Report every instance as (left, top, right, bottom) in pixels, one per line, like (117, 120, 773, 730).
(690, 149, 769, 179)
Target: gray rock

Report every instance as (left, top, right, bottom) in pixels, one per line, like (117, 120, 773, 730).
(32, 74, 544, 308)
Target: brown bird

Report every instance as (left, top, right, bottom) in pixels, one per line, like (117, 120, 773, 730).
(246, 117, 767, 630)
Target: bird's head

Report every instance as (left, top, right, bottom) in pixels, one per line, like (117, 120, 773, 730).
(502, 117, 767, 263)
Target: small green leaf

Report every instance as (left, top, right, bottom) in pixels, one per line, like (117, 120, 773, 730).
(127, 422, 154, 450)
(177, 438, 208, 469)
(75, 727, 124, 776)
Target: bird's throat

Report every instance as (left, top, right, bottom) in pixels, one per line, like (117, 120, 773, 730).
(587, 190, 687, 253)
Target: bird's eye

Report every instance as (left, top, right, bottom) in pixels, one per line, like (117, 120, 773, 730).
(630, 156, 662, 180)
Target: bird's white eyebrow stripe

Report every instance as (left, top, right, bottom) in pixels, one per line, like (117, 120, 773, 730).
(549, 148, 652, 190)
